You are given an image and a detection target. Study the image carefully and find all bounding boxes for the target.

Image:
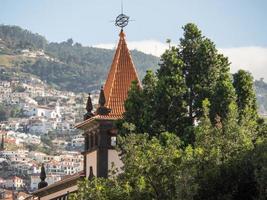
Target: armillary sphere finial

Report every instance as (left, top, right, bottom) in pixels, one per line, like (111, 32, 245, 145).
(115, 13, 129, 29)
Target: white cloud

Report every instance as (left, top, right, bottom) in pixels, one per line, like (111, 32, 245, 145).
(219, 47, 267, 80)
(94, 41, 267, 81)
(94, 40, 168, 57)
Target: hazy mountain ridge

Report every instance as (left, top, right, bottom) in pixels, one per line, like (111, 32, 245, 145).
(1, 25, 267, 115)
(0, 25, 159, 92)
(254, 79, 267, 115)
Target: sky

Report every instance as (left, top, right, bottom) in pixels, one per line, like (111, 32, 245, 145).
(1, 0, 267, 80)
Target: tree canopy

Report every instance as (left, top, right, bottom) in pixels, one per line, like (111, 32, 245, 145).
(122, 23, 239, 144)
(71, 23, 266, 200)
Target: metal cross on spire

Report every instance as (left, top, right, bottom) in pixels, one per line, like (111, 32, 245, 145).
(115, 0, 130, 29)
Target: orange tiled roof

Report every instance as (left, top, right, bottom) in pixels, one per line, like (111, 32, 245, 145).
(103, 30, 141, 118)
(75, 30, 140, 129)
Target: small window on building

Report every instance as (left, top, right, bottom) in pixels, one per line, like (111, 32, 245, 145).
(111, 136, 116, 147)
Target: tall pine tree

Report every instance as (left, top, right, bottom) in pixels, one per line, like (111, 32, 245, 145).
(233, 70, 258, 122)
(123, 23, 246, 144)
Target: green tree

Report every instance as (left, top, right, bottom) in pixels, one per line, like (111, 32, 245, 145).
(194, 139, 266, 200)
(123, 23, 235, 144)
(123, 81, 144, 133)
(66, 38, 74, 46)
(13, 85, 26, 93)
(233, 70, 261, 143)
(180, 24, 231, 125)
(70, 176, 130, 200)
(71, 133, 198, 200)
(155, 48, 189, 139)
(210, 74, 237, 123)
(124, 46, 189, 141)
(72, 23, 265, 200)
(41, 135, 53, 147)
(194, 98, 261, 200)
(72, 100, 265, 200)
(0, 105, 8, 121)
(166, 38, 171, 49)
(123, 70, 158, 135)
(233, 70, 258, 124)
(0, 104, 10, 121)
(120, 133, 197, 200)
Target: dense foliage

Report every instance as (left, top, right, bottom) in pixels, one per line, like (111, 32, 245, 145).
(122, 23, 241, 144)
(71, 23, 266, 200)
(71, 130, 266, 200)
(0, 103, 25, 121)
(0, 25, 47, 51)
(0, 25, 159, 92)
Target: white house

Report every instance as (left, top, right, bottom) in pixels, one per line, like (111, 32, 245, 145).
(0, 81, 11, 88)
(1, 150, 29, 162)
(46, 162, 63, 174)
(52, 139, 67, 148)
(71, 137, 84, 147)
(28, 152, 54, 163)
(26, 106, 59, 118)
(28, 119, 57, 134)
(3, 176, 25, 189)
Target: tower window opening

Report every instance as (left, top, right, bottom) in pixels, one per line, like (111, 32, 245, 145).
(111, 136, 116, 147)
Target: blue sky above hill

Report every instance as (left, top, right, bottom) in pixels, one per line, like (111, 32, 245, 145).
(1, 0, 267, 79)
(1, 0, 266, 46)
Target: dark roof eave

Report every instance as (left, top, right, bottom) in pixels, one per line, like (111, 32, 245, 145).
(31, 172, 85, 197)
(75, 115, 120, 130)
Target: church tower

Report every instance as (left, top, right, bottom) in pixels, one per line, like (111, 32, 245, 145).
(32, 12, 141, 200)
(77, 17, 140, 178)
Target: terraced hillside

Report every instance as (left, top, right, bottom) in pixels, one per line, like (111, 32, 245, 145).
(0, 25, 160, 92)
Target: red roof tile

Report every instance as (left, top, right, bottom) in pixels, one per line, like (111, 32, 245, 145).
(76, 30, 140, 129)
(103, 30, 141, 118)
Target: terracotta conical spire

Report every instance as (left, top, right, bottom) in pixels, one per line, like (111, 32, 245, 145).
(103, 29, 141, 118)
(38, 164, 48, 189)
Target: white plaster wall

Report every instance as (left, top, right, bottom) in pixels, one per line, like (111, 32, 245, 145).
(108, 150, 123, 174)
(86, 150, 97, 177)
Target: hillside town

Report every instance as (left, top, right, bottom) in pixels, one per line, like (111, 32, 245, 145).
(0, 1, 266, 200)
(0, 77, 99, 196)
